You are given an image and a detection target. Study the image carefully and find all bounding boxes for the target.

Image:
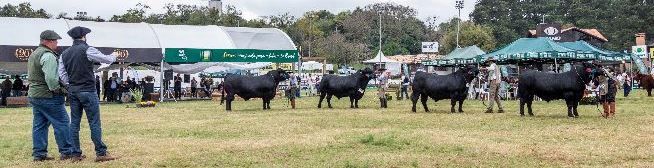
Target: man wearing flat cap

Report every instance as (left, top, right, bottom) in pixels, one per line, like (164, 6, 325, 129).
(27, 30, 76, 162)
(482, 57, 504, 113)
(59, 26, 118, 162)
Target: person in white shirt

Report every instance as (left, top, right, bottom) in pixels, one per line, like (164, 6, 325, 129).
(482, 57, 504, 113)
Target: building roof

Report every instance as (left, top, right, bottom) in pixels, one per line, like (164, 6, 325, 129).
(387, 54, 443, 64)
(528, 27, 608, 42)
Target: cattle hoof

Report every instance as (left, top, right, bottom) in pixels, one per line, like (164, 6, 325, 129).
(459, 111, 464, 113)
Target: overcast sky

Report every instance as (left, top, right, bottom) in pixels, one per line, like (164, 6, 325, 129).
(2, 0, 476, 24)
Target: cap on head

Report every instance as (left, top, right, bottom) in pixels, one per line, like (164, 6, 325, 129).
(40, 30, 62, 40)
(67, 26, 92, 39)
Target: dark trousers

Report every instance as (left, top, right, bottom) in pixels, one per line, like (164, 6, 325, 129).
(68, 91, 108, 157)
(624, 86, 631, 97)
(0, 91, 8, 106)
(107, 89, 115, 102)
(191, 87, 197, 98)
(400, 86, 409, 99)
(174, 87, 181, 99)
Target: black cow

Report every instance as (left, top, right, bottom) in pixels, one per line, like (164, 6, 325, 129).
(220, 69, 290, 111)
(317, 68, 376, 108)
(411, 66, 479, 113)
(518, 62, 601, 117)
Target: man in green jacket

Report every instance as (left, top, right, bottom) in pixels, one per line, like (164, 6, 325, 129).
(27, 30, 75, 162)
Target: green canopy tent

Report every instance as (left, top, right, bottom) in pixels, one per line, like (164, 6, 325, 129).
(423, 45, 486, 67)
(558, 41, 629, 63)
(477, 37, 598, 66)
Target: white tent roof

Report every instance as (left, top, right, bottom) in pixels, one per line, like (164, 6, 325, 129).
(363, 50, 399, 63)
(149, 24, 233, 49)
(66, 20, 160, 48)
(0, 17, 73, 46)
(220, 27, 297, 50)
(0, 17, 297, 54)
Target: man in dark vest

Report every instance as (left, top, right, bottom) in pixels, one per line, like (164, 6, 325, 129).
(59, 26, 118, 162)
(27, 30, 75, 161)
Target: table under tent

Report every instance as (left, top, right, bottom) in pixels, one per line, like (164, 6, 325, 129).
(0, 17, 300, 103)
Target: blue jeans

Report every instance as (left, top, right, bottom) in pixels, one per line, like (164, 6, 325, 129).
(68, 91, 107, 156)
(30, 95, 74, 158)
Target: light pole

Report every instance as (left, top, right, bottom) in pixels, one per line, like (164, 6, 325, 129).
(455, 0, 464, 48)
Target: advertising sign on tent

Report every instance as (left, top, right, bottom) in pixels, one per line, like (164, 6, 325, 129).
(164, 48, 299, 63)
(632, 45, 647, 58)
(650, 47, 654, 59)
(0, 45, 162, 62)
(421, 42, 439, 53)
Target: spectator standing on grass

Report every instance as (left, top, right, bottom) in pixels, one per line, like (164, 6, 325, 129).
(12, 75, 24, 96)
(400, 75, 410, 100)
(173, 74, 182, 100)
(59, 26, 118, 162)
(190, 77, 197, 98)
(27, 30, 76, 162)
(1, 78, 11, 106)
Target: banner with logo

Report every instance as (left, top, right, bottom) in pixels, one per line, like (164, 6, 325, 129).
(536, 23, 562, 41)
(164, 48, 299, 63)
(0, 45, 162, 62)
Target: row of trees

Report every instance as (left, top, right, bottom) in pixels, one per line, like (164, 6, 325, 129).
(471, 0, 654, 51)
(3, 1, 652, 64)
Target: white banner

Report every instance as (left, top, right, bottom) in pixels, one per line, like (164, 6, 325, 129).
(421, 42, 439, 53)
(632, 45, 647, 58)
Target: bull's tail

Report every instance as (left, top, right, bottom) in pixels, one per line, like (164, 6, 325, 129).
(220, 86, 225, 105)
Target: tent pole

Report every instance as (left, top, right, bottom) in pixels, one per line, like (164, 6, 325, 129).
(160, 59, 164, 103)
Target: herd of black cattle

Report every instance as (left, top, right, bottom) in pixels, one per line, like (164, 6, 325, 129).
(220, 63, 608, 117)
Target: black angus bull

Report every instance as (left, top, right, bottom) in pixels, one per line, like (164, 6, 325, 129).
(411, 67, 479, 113)
(317, 68, 376, 108)
(220, 69, 290, 111)
(518, 62, 601, 117)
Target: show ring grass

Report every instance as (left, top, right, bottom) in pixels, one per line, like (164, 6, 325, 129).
(1, 90, 653, 167)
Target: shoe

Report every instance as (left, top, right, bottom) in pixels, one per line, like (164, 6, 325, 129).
(484, 109, 493, 113)
(95, 154, 118, 162)
(497, 109, 504, 113)
(70, 155, 86, 162)
(33, 156, 55, 162)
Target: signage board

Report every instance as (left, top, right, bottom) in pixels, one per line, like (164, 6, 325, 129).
(421, 42, 439, 53)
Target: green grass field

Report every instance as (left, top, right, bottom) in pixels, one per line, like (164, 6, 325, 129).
(1, 90, 653, 167)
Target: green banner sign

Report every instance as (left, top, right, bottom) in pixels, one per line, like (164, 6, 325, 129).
(164, 48, 299, 63)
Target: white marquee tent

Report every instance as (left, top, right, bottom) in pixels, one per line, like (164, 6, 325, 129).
(0, 17, 298, 74)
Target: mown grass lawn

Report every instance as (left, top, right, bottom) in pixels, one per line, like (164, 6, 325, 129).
(1, 90, 653, 167)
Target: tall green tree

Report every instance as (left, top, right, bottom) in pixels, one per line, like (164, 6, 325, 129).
(439, 20, 496, 54)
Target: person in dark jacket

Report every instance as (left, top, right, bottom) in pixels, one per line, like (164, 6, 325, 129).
(12, 75, 24, 96)
(174, 74, 182, 100)
(59, 26, 118, 162)
(1, 78, 11, 106)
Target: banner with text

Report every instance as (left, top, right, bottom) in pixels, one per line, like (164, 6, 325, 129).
(164, 48, 299, 63)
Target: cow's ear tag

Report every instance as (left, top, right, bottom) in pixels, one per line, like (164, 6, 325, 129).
(358, 88, 364, 93)
(585, 68, 592, 73)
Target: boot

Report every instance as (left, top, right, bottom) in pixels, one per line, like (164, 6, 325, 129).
(382, 98, 388, 108)
(379, 98, 384, 108)
(609, 102, 616, 118)
(602, 103, 609, 118)
(291, 99, 296, 109)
